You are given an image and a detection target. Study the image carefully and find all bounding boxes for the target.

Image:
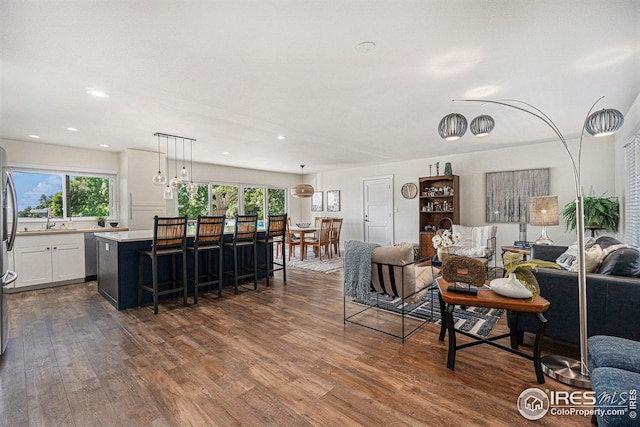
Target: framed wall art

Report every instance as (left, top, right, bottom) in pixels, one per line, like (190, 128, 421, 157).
(486, 168, 549, 223)
(327, 190, 341, 212)
(311, 191, 323, 212)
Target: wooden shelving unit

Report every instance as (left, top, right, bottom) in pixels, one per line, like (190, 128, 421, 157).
(418, 175, 460, 259)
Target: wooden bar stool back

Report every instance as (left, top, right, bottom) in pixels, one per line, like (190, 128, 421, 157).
(223, 214, 258, 294)
(188, 215, 226, 303)
(257, 213, 287, 286)
(138, 215, 188, 314)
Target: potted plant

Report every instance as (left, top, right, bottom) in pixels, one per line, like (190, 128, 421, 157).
(562, 191, 619, 234)
(496, 252, 559, 299)
(96, 216, 106, 227)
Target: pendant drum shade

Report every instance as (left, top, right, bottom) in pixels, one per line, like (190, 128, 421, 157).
(291, 165, 314, 198)
(585, 108, 624, 136)
(470, 114, 495, 137)
(438, 113, 467, 140)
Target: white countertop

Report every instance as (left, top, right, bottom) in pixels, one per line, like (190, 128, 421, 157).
(95, 227, 267, 243)
(17, 227, 128, 237)
(94, 230, 156, 243)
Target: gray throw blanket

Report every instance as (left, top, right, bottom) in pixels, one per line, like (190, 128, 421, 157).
(343, 240, 380, 300)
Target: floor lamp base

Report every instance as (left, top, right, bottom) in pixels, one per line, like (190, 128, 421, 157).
(541, 355, 591, 388)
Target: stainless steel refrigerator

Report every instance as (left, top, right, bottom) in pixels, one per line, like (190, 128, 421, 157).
(1, 147, 18, 355)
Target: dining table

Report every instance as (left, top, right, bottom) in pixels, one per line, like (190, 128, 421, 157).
(288, 226, 319, 261)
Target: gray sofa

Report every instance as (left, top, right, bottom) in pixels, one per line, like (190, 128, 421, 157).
(514, 236, 640, 345)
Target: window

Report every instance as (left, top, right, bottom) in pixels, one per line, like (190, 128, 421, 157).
(12, 169, 115, 219)
(177, 183, 209, 220)
(625, 135, 639, 246)
(243, 186, 265, 226)
(268, 188, 286, 215)
(178, 183, 287, 226)
(211, 185, 238, 220)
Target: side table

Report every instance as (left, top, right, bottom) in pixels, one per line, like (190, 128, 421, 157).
(436, 277, 550, 384)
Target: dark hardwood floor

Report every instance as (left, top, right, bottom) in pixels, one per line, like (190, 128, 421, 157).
(1, 266, 590, 426)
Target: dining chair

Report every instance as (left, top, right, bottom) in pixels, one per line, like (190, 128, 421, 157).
(330, 217, 343, 256)
(286, 217, 301, 260)
(303, 218, 332, 260)
(138, 215, 188, 314)
(188, 215, 225, 303)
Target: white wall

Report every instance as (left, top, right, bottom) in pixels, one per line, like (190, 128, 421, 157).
(312, 136, 617, 252)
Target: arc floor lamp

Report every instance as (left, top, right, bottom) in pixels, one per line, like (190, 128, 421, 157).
(440, 97, 624, 388)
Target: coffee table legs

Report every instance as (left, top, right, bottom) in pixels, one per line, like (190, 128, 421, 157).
(533, 312, 547, 384)
(438, 293, 547, 384)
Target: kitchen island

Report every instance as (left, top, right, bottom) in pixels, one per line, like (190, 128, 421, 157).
(95, 230, 269, 310)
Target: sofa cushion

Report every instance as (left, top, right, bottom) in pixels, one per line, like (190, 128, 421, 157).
(597, 247, 640, 277)
(588, 335, 640, 374)
(595, 235, 622, 249)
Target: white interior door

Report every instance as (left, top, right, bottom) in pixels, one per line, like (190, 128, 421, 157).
(363, 175, 393, 245)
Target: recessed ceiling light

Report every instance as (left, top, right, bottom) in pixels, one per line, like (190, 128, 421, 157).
(28, 134, 40, 139)
(99, 144, 110, 148)
(276, 135, 286, 140)
(66, 127, 79, 132)
(356, 41, 376, 54)
(221, 151, 231, 155)
(85, 88, 110, 98)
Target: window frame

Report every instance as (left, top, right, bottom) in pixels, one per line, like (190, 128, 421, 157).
(8, 165, 117, 222)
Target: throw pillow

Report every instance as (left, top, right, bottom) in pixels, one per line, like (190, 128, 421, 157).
(597, 247, 640, 277)
(556, 237, 597, 270)
(568, 244, 604, 273)
(452, 224, 473, 248)
(472, 225, 496, 249)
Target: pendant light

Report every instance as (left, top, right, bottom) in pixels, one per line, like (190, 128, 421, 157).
(470, 114, 495, 137)
(180, 138, 190, 181)
(152, 133, 167, 185)
(585, 108, 624, 136)
(186, 139, 198, 194)
(438, 113, 467, 140)
(163, 136, 174, 199)
(290, 165, 314, 198)
(169, 137, 181, 190)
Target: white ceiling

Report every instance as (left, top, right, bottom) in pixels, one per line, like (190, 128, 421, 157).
(1, 1, 639, 174)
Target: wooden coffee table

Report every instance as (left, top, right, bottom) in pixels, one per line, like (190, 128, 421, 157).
(436, 277, 550, 384)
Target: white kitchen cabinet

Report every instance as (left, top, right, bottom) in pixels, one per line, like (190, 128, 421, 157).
(11, 233, 85, 288)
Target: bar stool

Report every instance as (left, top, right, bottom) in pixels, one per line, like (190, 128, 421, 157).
(188, 215, 225, 304)
(223, 214, 258, 294)
(138, 215, 188, 314)
(257, 213, 287, 287)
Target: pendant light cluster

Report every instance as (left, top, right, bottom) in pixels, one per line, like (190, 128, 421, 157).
(438, 112, 495, 140)
(438, 104, 623, 141)
(152, 132, 197, 200)
(290, 165, 314, 198)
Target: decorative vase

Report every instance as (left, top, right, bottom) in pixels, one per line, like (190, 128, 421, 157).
(444, 162, 452, 176)
(437, 247, 450, 263)
(490, 273, 533, 298)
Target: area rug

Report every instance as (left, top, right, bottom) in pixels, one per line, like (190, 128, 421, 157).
(352, 286, 503, 337)
(287, 256, 344, 274)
